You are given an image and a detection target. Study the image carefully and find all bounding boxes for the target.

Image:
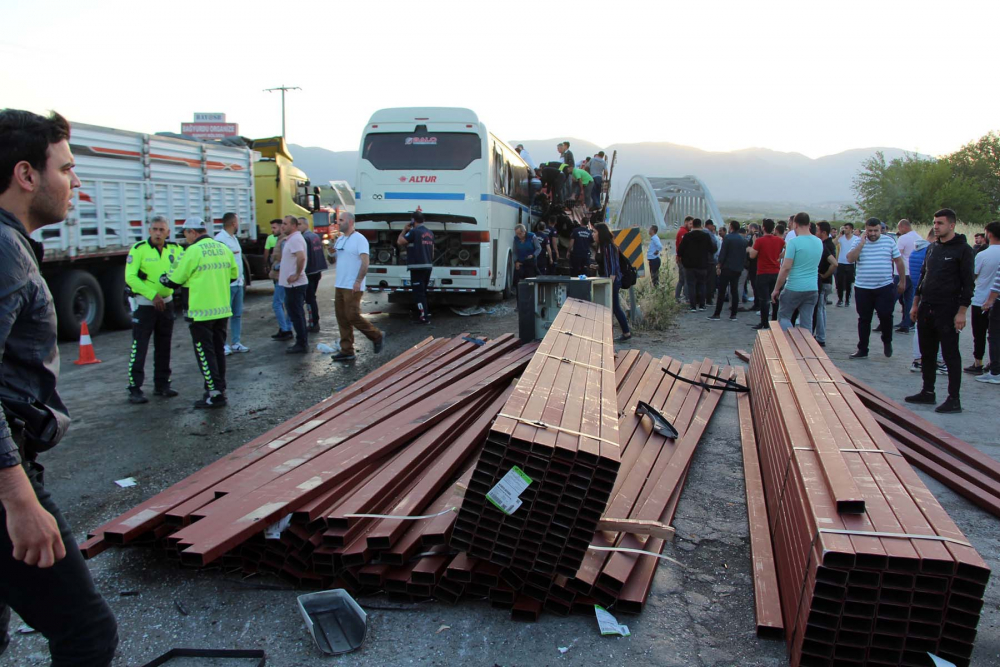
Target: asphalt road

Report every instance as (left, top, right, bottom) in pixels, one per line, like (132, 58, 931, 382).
(5, 270, 999, 666)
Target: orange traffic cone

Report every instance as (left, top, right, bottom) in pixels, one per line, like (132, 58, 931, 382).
(73, 322, 102, 365)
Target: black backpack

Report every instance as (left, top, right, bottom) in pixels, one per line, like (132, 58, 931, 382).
(619, 249, 637, 289)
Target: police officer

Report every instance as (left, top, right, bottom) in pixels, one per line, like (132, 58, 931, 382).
(568, 220, 594, 275)
(397, 210, 435, 323)
(125, 215, 181, 404)
(0, 108, 118, 663)
(160, 217, 238, 409)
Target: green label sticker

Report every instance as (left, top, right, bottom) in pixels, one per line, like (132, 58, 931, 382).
(485, 466, 533, 515)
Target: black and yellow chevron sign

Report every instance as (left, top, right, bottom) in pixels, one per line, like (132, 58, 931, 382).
(614, 227, 644, 269)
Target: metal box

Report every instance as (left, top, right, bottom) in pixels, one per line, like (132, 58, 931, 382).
(517, 276, 613, 342)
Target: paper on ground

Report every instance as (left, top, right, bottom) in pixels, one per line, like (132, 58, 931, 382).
(595, 605, 631, 637)
(114, 477, 137, 488)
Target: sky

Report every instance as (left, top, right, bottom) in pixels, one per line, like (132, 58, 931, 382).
(2, 0, 997, 160)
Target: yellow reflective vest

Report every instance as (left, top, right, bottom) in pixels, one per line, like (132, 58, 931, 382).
(166, 235, 238, 321)
(125, 240, 181, 302)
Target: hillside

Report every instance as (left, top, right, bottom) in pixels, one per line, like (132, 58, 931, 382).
(288, 139, 921, 206)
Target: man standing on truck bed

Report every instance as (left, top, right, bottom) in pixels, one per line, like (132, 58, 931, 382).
(0, 108, 119, 664)
(398, 210, 435, 324)
(160, 217, 238, 409)
(125, 214, 182, 404)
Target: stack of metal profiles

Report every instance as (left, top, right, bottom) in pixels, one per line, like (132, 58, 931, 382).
(451, 298, 622, 579)
(748, 323, 990, 667)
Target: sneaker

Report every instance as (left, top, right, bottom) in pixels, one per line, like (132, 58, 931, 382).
(964, 364, 984, 376)
(689, 308, 698, 313)
(729, 316, 738, 322)
(271, 330, 293, 341)
(975, 372, 1000, 384)
(307, 325, 321, 334)
(286, 345, 308, 354)
(224, 344, 232, 356)
(153, 386, 179, 398)
(707, 315, 721, 321)
(909, 360, 922, 373)
(816, 341, 826, 347)
(845, 301, 851, 308)
(417, 317, 431, 325)
(374, 336, 384, 354)
(752, 323, 769, 330)
(332, 352, 357, 362)
(884, 341, 893, 358)
(825, 298, 833, 305)
(849, 350, 868, 359)
(935, 396, 962, 414)
(194, 393, 226, 409)
(128, 388, 148, 405)
(836, 300, 843, 307)
(698, 306, 706, 311)
(904, 390, 936, 404)
(231, 343, 250, 353)
(874, 325, 883, 332)
(894, 327, 910, 334)
(936, 363, 948, 376)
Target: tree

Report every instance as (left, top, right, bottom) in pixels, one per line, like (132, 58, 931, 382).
(947, 131, 1000, 217)
(848, 151, 992, 224)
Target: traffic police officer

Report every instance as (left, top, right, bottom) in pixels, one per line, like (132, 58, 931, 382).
(125, 215, 181, 404)
(397, 210, 434, 323)
(160, 217, 238, 409)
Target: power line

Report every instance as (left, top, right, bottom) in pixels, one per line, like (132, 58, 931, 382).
(263, 86, 301, 139)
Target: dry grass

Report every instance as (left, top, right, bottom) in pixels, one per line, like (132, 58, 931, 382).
(631, 259, 683, 331)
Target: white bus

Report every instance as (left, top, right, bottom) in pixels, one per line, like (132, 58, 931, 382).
(355, 107, 534, 303)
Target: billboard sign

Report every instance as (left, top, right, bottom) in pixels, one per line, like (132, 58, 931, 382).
(181, 122, 239, 139)
(193, 112, 226, 122)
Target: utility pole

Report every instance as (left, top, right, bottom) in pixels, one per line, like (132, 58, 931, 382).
(263, 85, 301, 139)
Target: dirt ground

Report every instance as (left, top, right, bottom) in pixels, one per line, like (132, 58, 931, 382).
(5, 270, 999, 667)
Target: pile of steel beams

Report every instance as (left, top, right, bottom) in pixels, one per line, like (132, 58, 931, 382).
(83, 299, 729, 623)
(747, 324, 990, 667)
(840, 372, 1000, 519)
(453, 298, 621, 578)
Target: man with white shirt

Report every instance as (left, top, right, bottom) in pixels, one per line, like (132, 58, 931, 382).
(835, 223, 859, 306)
(589, 151, 608, 210)
(893, 219, 921, 333)
(214, 212, 249, 355)
(332, 213, 383, 362)
(515, 144, 535, 170)
(278, 215, 309, 354)
(967, 222, 1000, 376)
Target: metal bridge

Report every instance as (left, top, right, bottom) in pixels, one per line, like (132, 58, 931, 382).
(617, 175, 724, 231)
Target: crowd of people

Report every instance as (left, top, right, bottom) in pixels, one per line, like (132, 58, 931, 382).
(666, 209, 1000, 414)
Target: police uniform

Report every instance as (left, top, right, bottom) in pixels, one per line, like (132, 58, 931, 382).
(570, 224, 594, 275)
(125, 238, 181, 399)
(404, 223, 435, 322)
(161, 233, 238, 407)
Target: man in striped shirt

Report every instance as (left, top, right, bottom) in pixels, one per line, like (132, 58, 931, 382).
(846, 218, 906, 359)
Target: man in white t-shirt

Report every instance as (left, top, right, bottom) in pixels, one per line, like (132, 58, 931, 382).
(214, 212, 249, 355)
(968, 222, 1000, 375)
(331, 213, 383, 362)
(894, 219, 921, 333)
(279, 215, 310, 353)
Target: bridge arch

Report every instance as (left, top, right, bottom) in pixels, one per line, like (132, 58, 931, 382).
(618, 175, 725, 230)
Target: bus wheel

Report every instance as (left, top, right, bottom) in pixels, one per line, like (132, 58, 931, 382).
(100, 266, 132, 330)
(54, 270, 105, 341)
(501, 252, 514, 300)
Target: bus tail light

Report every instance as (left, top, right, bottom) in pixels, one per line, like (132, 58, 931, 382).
(370, 268, 387, 274)
(461, 231, 490, 243)
(450, 269, 477, 276)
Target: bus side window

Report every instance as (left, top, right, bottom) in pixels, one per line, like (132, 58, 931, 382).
(493, 148, 504, 195)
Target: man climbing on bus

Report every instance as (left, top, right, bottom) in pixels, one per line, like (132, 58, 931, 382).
(397, 210, 435, 324)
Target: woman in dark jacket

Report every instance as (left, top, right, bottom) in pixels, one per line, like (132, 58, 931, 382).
(593, 223, 631, 341)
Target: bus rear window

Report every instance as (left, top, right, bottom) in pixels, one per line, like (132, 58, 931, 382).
(362, 132, 482, 171)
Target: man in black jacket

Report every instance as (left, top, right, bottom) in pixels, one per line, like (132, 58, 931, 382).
(709, 220, 747, 321)
(676, 218, 713, 311)
(904, 208, 975, 413)
(0, 109, 118, 663)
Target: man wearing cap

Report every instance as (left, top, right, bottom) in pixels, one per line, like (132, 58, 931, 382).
(160, 217, 238, 408)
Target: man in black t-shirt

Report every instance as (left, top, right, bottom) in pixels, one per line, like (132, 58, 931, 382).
(568, 222, 593, 275)
(676, 218, 714, 311)
(396, 211, 435, 323)
(813, 221, 839, 345)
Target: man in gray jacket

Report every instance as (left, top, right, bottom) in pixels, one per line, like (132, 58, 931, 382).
(709, 220, 748, 321)
(0, 109, 118, 664)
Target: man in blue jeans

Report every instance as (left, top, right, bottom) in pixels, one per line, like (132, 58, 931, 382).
(771, 212, 822, 331)
(214, 212, 250, 355)
(269, 225, 293, 341)
(847, 218, 907, 358)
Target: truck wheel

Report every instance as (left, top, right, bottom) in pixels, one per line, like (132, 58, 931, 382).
(242, 257, 252, 288)
(501, 253, 515, 300)
(54, 270, 105, 341)
(100, 267, 132, 330)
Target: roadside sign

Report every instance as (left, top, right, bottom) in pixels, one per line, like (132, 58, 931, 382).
(614, 227, 644, 269)
(181, 122, 239, 139)
(194, 113, 226, 122)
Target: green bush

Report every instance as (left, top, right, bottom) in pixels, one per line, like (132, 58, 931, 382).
(631, 259, 682, 331)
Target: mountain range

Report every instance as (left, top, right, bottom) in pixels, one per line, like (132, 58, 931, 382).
(289, 139, 921, 206)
